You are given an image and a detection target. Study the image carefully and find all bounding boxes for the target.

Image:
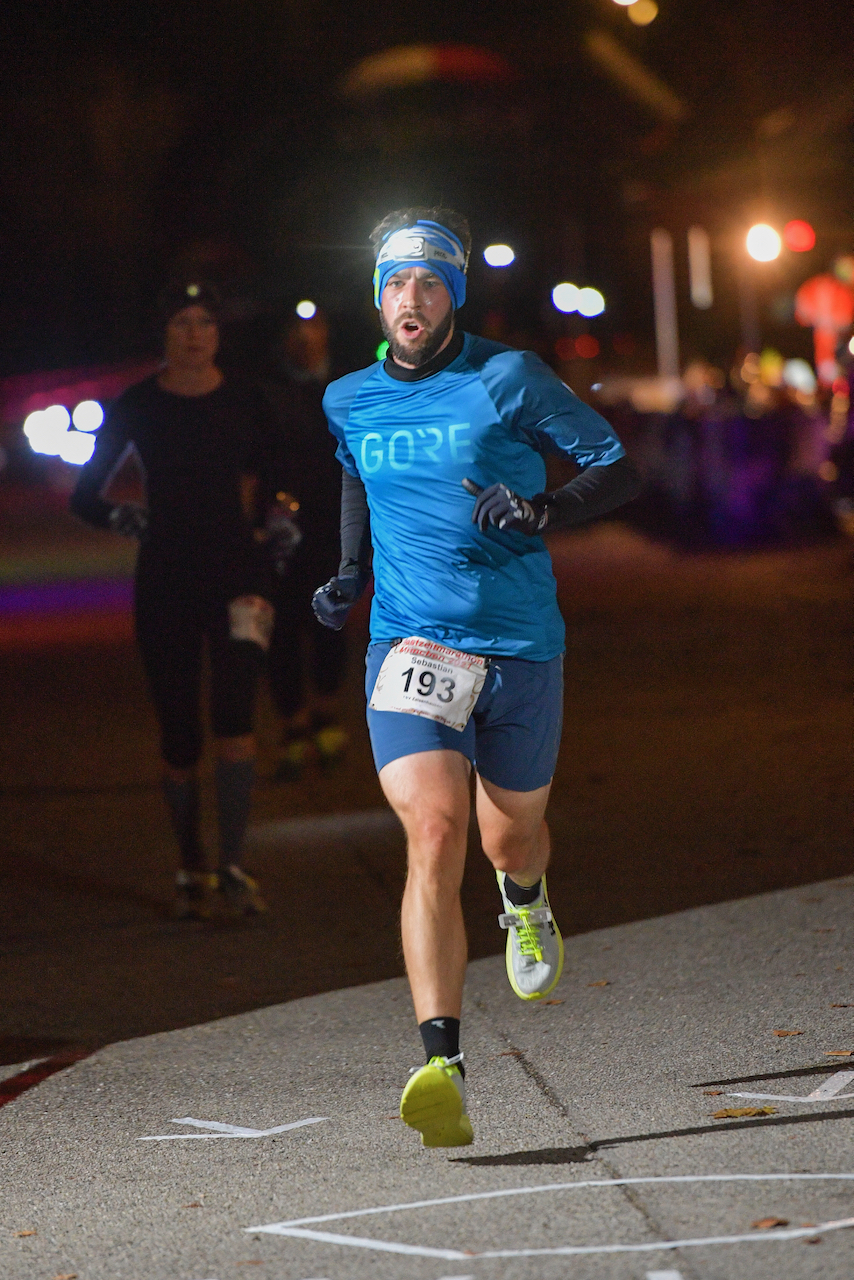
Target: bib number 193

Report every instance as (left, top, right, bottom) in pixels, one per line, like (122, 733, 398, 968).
(370, 636, 488, 732)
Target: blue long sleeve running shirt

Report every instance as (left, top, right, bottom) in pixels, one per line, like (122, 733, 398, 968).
(323, 333, 625, 661)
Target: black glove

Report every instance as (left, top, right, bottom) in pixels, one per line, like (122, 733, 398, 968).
(462, 478, 548, 535)
(108, 502, 149, 539)
(311, 572, 368, 630)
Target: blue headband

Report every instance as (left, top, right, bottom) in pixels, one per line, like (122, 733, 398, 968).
(373, 220, 468, 310)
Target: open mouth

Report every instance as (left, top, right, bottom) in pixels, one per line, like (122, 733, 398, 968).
(399, 318, 427, 340)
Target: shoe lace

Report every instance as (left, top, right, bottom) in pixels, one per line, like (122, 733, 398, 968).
(513, 909, 544, 963)
(409, 1052, 464, 1076)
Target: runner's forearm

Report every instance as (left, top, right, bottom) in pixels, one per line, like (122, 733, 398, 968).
(541, 455, 641, 530)
(338, 469, 371, 577)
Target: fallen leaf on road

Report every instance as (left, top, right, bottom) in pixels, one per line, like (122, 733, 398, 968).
(751, 1217, 789, 1229)
(772, 1029, 803, 1037)
(712, 1106, 777, 1119)
(499, 1050, 522, 1057)
(52, 1274, 77, 1279)
(588, 980, 610, 988)
(182, 1202, 202, 1208)
(13, 1231, 36, 1237)
(804, 1236, 822, 1244)
(543, 999, 564, 1005)
(814, 927, 835, 933)
(830, 1004, 853, 1008)
(703, 1089, 723, 1096)
(825, 1049, 854, 1057)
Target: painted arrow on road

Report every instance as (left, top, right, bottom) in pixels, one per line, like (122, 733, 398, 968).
(727, 1070, 854, 1105)
(139, 1115, 327, 1140)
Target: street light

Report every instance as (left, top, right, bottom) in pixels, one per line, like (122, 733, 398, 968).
(552, 283, 580, 313)
(577, 287, 606, 317)
(483, 244, 515, 267)
(295, 300, 317, 319)
(746, 224, 781, 262)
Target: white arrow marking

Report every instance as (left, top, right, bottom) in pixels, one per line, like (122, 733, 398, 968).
(139, 1115, 327, 1141)
(727, 1070, 854, 1104)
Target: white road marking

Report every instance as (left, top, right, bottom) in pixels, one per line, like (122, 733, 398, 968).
(139, 1115, 327, 1141)
(246, 1174, 854, 1261)
(0, 1058, 49, 1083)
(727, 1070, 854, 1104)
(647, 1272, 684, 1279)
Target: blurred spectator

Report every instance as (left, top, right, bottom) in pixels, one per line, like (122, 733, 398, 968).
(70, 281, 287, 920)
(262, 309, 349, 778)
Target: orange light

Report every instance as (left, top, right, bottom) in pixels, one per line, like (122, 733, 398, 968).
(783, 220, 815, 253)
(575, 335, 600, 359)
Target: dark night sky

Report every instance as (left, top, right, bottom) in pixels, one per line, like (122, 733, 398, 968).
(2, 0, 852, 375)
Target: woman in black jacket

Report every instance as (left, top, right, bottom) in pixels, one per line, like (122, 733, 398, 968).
(71, 282, 285, 919)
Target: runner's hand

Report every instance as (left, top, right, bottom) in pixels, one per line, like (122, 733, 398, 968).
(462, 479, 548, 535)
(311, 572, 368, 630)
(108, 502, 149, 539)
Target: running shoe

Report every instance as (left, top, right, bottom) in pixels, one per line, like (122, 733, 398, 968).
(497, 871, 564, 1000)
(217, 865, 267, 916)
(400, 1055, 473, 1147)
(172, 870, 215, 921)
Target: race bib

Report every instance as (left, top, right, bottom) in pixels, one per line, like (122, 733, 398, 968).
(369, 636, 488, 732)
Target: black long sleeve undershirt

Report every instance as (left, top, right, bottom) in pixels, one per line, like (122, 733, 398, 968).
(338, 468, 372, 577)
(337, 455, 641, 573)
(542, 455, 641, 530)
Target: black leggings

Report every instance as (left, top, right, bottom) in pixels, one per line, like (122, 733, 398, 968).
(135, 580, 263, 769)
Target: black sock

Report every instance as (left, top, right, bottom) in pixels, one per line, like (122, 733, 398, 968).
(215, 758, 255, 870)
(419, 1017, 463, 1074)
(502, 875, 542, 907)
(162, 776, 205, 871)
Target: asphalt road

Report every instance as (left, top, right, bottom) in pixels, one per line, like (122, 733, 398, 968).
(2, 879, 854, 1280)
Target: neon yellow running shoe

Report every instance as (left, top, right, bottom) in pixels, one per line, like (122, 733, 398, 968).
(497, 871, 564, 1000)
(400, 1055, 473, 1147)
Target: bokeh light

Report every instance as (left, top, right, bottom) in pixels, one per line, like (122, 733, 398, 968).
(783, 220, 816, 253)
(746, 224, 781, 262)
(782, 358, 817, 395)
(23, 405, 71, 456)
(577, 287, 606, 317)
(849, 336, 854, 356)
(72, 399, 104, 432)
(574, 335, 601, 358)
(376, 340, 389, 360)
(59, 431, 96, 465)
(483, 244, 515, 267)
(295, 300, 317, 319)
(551, 282, 580, 313)
(628, 0, 658, 24)
(612, 0, 637, 6)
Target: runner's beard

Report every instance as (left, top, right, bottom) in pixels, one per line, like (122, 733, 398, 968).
(381, 308, 454, 368)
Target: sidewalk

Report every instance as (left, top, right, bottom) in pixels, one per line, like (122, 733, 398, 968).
(3, 877, 853, 1280)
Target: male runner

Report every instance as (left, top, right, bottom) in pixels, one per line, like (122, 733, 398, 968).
(313, 208, 640, 1147)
